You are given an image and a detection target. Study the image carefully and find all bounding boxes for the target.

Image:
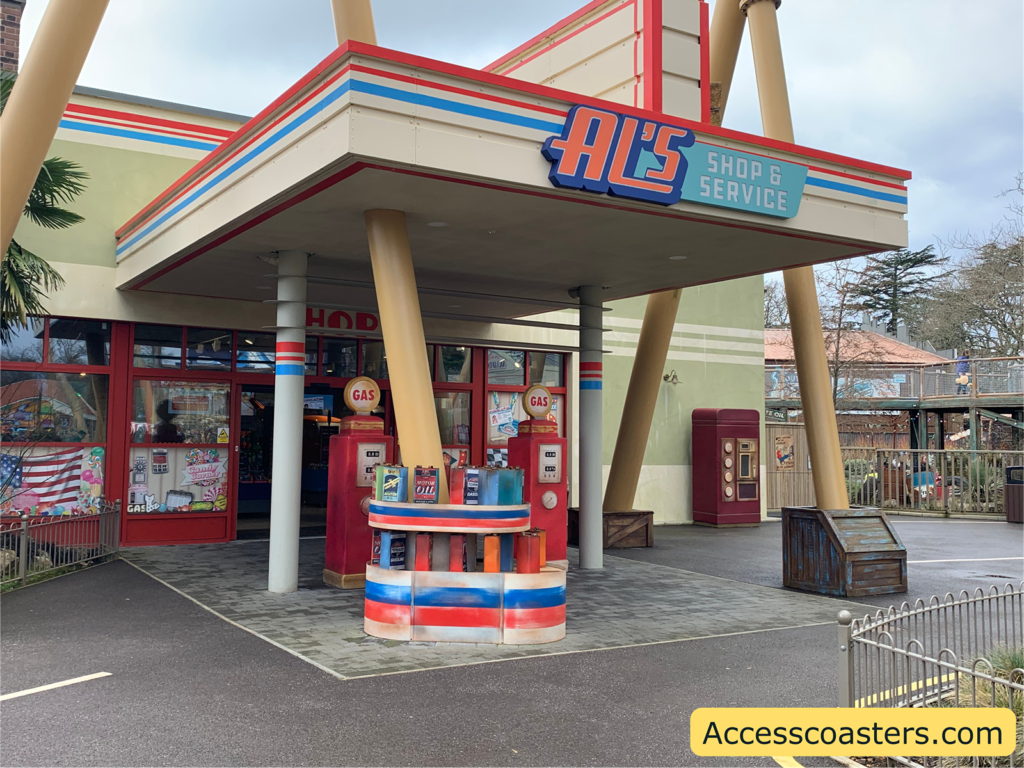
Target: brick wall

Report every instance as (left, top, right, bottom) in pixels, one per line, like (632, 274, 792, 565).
(1, 0, 24, 73)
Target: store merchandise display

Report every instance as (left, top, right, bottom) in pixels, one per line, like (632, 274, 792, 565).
(363, 462, 566, 644)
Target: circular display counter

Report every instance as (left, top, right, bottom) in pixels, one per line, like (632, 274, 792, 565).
(364, 563, 566, 644)
(367, 500, 531, 533)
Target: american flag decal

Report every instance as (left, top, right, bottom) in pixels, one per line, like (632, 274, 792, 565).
(2, 448, 84, 510)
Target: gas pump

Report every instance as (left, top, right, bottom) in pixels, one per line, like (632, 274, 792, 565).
(692, 408, 761, 527)
(324, 377, 394, 588)
(507, 384, 568, 567)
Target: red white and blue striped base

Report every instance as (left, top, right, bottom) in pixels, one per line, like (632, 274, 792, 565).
(364, 564, 566, 644)
(368, 500, 531, 533)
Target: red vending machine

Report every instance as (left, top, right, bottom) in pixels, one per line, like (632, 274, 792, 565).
(692, 408, 761, 527)
(324, 378, 394, 588)
(507, 385, 568, 566)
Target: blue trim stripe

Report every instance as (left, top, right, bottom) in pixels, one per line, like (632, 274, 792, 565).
(505, 585, 566, 609)
(579, 381, 602, 390)
(414, 586, 500, 608)
(117, 79, 355, 255)
(369, 502, 527, 520)
(59, 119, 220, 152)
(365, 581, 411, 605)
(351, 80, 563, 134)
(275, 364, 305, 376)
(118, 77, 564, 256)
(806, 176, 907, 204)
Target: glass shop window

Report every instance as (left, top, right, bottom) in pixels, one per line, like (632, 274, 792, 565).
(439, 346, 472, 383)
(186, 328, 233, 371)
(487, 349, 525, 386)
(131, 380, 230, 444)
(529, 352, 563, 387)
(434, 392, 471, 446)
(236, 334, 316, 374)
(322, 338, 357, 378)
(0, 370, 109, 442)
(361, 343, 434, 380)
(134, 325, 183, 369)
(46, 319, 111, 366)
(126, 445, 230, 515)
(486, 390, 525, 445)
(236, 333, 276, 372)
(0, 317, 45, 363)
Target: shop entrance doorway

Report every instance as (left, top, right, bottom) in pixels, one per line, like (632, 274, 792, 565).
(235, 384, 377, 539)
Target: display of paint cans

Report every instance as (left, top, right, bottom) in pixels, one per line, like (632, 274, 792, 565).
(413, 466, 439, 503)
(378, 530, 407, 570)
(463, 467, 481, 505)
(375, 464, 408, 503)
(414, 532, 433, 571)
(479, 467, 499, 505)
(516, 532, 541, 574)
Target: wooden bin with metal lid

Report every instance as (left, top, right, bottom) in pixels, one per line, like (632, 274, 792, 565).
(782, 506, 907, 597)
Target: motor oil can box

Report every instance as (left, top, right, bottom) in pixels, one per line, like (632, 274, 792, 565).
(413, 466, 439, 503)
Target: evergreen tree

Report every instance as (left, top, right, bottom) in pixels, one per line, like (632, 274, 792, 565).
(853, 245, 948, 333)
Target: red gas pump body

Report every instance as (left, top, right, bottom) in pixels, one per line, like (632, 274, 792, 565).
(507, 419, 568, 564)
(692, 408, 761, 527)
(324, 415, 394, 588)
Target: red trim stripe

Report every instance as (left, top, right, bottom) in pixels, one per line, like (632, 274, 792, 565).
(484, 0, 623, 72)
(65, 102, 235, 138)
(413, 606, 501, 628)
(642, 0, 663, 112)
(504, 605, 566, 629)
(699, 0, 710, 123)
(367, 514, 529, 530)
(501, 1, 634, 76)
(364, 599, 411, 624)
(580, 362, 603, 371)
(275, 341, 305, 353)
(62, 113, 227, 144)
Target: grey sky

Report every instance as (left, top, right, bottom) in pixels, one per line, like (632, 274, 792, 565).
(21, 0, 1024, 251)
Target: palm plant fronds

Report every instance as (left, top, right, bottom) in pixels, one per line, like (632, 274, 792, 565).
(1, 240, 66, 344)
(24, 158, 88, 229)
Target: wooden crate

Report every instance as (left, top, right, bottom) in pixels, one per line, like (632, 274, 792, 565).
(567, 509, 654, 549)
(782, 507, 907, 597)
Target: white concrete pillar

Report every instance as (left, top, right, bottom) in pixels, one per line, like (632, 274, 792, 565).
(577, 285, 604, 569)
(268, 250, 308, 593)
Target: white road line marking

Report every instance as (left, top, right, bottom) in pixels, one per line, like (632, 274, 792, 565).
(773, 757, 802, 767)
(908, 557, 1023, 564)
(0, 672, 111, 701)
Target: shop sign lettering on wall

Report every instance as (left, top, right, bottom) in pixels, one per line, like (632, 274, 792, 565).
(542, 105, 807, 218)
(306, 308, 380, 332)
(169, 395, 212, 414)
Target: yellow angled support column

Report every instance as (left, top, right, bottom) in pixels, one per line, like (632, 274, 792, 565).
(0, 0, 109, 256)
(604, 289, 681, 512)
(330, 0, 377, 45)
(708, 0, 748, 122)
(364, 210, 449, 503)
(744, 0, 849, 510)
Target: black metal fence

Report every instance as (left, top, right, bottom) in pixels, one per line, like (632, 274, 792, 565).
(0, 500, 120, 589)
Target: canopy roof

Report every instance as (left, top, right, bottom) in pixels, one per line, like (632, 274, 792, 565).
(114, 42, 910, 321)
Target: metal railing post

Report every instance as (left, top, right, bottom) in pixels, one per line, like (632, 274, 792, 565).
(838, 610, 855, 707)
(18, 514, 29, 586)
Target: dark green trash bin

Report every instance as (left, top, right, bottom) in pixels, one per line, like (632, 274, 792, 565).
(1006, 467, 1023, 524)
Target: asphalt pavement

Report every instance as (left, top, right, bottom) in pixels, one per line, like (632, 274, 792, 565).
(3, 560, 836, 768)
(610, 516, 1024, 609)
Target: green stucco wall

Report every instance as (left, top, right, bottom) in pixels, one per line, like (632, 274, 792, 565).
(12, 139, 197, 268)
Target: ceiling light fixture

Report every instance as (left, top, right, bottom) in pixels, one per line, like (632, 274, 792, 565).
(426, 221, 448, 227)
(669, 256, 688, 261)
(448, 304, 461, 309)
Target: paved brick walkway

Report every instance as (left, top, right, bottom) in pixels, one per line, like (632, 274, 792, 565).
(123, 539, 868, 679)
